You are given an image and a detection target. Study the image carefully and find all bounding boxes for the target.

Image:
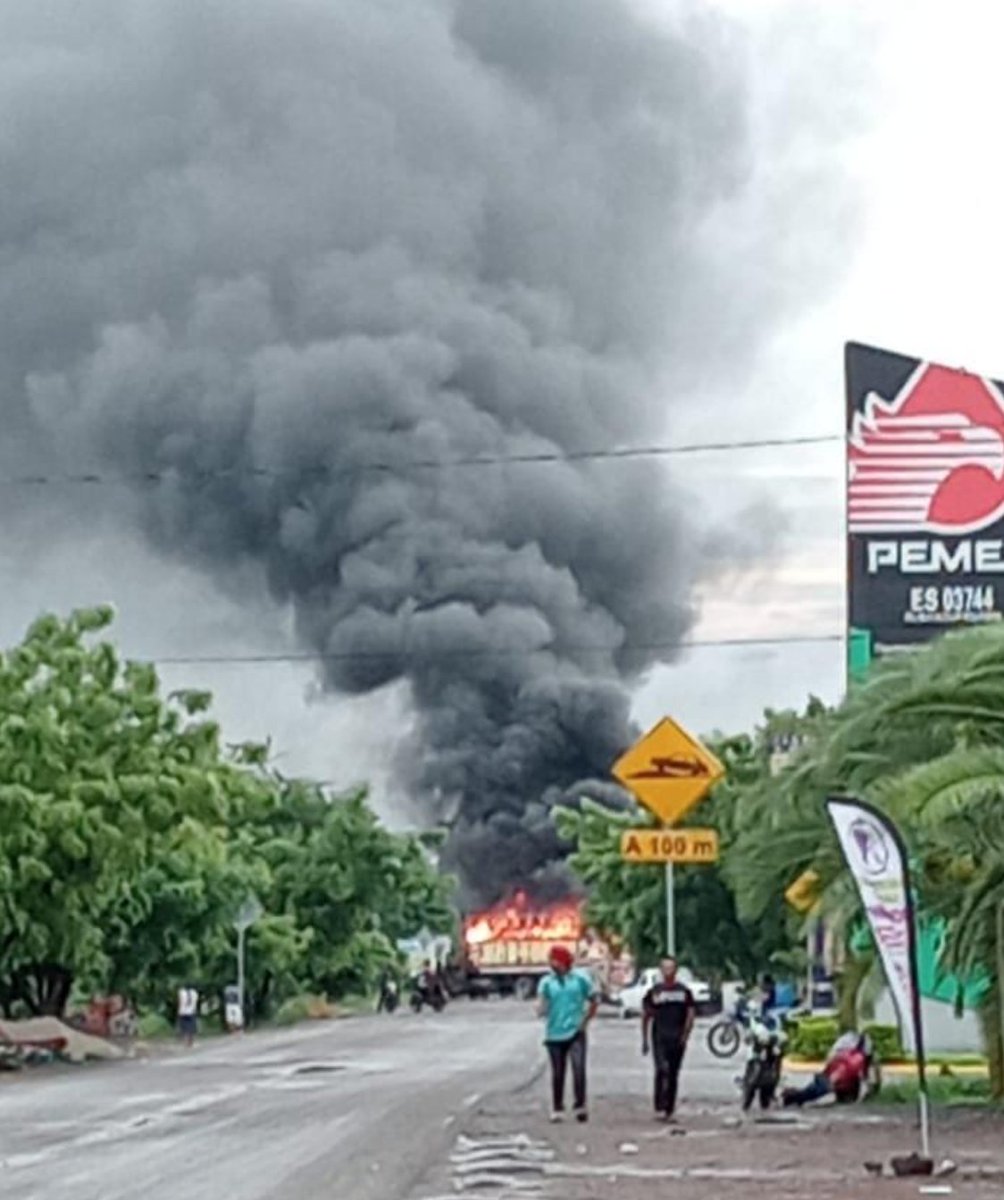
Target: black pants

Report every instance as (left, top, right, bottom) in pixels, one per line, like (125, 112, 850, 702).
(653, 1036, 685, 1116)
(546, 1031, 587, 1112)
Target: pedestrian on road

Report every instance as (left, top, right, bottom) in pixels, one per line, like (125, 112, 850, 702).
(642, 957, 695, 1122)
(537, 945, 598, 1124)
(177, 984, 199, 1048)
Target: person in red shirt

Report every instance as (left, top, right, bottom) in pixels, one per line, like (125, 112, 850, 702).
(782, 1032, 874, 1107)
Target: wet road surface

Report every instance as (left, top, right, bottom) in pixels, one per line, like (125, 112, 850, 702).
(0, 1004, 542, 1200)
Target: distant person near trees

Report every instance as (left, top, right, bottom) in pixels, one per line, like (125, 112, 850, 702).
(177, 984, 199, 1048)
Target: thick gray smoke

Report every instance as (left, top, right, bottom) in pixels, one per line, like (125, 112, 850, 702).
(1, 0, 854, 901)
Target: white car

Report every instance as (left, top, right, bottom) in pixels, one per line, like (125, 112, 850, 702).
(614, 966, 712, 1018)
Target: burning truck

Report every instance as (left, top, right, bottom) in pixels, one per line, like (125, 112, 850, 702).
(457, 892, 633, 1001)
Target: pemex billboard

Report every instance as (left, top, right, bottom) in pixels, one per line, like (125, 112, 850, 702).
(847, 341, 1004, 654)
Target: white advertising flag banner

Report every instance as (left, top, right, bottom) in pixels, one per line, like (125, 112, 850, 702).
(825, 797, 916, 1034)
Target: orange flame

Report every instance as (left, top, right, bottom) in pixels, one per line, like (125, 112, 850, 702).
(463, 892, 583, 948)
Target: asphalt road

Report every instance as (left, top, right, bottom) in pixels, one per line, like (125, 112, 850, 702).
(0, 1005, 545, 1200)
(0, 1006, 740, 1200)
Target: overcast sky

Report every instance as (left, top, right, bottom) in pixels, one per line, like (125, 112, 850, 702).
(1, 1, 1000, 815)
(637, 0, 1004, 734)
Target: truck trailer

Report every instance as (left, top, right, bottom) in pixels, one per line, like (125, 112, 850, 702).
(457, 892, 633, 1000)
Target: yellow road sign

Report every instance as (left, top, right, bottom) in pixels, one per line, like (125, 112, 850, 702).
(612, 717, 725, 825)
(620, 827, 720, 864)
(785, 869, 821, 913)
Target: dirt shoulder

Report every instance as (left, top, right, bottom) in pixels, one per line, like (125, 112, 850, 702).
(409, 1016, 1003, 1200)
(416, 1088, 1003, 1199)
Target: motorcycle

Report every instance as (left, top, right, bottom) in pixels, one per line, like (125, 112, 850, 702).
(739, 1012, 786, 1111)
(707, 994, 750, 1059)
(409, 977, 446, 1013)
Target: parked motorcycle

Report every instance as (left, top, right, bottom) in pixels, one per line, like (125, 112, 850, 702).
(707, 993, 750, 1059)
(739, 1011, 786, 1111)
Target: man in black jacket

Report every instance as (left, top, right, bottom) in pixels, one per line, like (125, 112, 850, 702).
(642, 958, 695, 1122)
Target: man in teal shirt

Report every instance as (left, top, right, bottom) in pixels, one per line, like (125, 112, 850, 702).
(537, 945, 598, 1122)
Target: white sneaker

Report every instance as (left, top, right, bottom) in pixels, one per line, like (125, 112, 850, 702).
(549, 1110, 565, 1123)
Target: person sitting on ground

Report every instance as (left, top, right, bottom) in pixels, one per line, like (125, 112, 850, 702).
(782, 1031, 876, 1107)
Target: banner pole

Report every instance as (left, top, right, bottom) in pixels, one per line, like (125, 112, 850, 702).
(825, 796, 931, 1159)
(902, 831, 930, 1159)
(996, 900, 1004, 1115)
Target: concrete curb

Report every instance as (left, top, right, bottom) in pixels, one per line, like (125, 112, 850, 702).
(789, 1060, 988, 1077)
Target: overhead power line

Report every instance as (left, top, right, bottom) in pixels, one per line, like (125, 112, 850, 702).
(147, 632, 843, 668)
(0, 432, 842, 488)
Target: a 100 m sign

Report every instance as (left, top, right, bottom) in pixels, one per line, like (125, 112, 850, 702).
(619, 827, 719, 864)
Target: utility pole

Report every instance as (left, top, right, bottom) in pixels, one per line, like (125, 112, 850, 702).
(233, 895, 263, 1030)
(237, 923, 246, 1024)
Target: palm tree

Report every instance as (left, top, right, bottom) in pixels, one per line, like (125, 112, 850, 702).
(727, 629, 1004, 1097)
(888, 756, 1004, 1098)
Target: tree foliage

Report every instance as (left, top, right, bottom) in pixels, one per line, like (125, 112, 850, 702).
(0, 610, 453, 1017)
(555, 733, 797, 981)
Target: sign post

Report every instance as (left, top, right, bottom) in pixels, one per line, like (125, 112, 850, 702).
(613, 718, 725, 958)
(785, 869, 822, 1010)
(997, 899, 1004, 1094)
(664, 863, 675, 958)
(234, 895, 263, 1031)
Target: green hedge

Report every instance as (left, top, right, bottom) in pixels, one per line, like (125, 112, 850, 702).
(863, 1023, 905, 1062)
(788, 1016, 838, 1061)
(787, 1017, 904, 1062)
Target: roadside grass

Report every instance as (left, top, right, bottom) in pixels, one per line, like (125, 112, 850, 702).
(872, 1074, 993, 1107)
(136, 992, 372, 1039)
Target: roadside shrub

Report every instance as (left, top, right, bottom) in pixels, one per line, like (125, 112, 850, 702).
(788, 1016, 838, 1060)
(862, 1023, 905, 1062)
(274, 994, 336, 1026)
(788, 1017, 906, 1062)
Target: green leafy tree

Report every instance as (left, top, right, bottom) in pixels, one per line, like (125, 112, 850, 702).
(0, 609, 240, 1013)
(252, 780, 453, 1003)
(555, 734, 796, 980)
(0, 610, 455, 1019)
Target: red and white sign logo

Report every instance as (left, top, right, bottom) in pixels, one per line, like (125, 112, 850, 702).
(848, 363, 1004, 535)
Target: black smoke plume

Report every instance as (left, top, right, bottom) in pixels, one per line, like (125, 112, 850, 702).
(1, 0, 855, 901)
